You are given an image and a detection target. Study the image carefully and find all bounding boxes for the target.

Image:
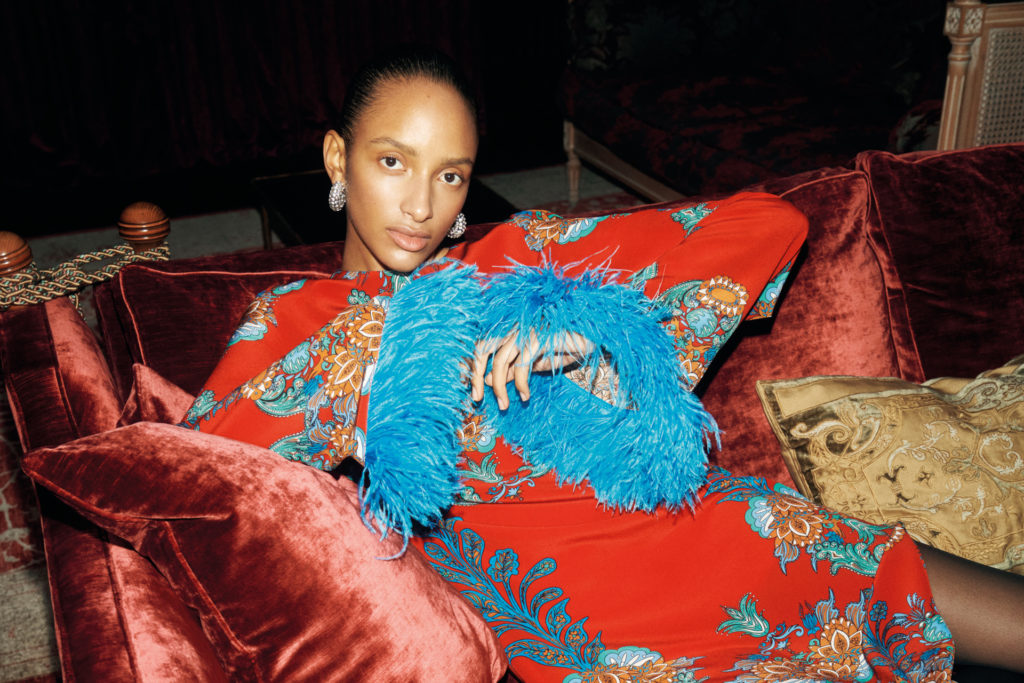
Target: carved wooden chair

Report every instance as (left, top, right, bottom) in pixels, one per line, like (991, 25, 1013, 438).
(938, 0, 1024, 149)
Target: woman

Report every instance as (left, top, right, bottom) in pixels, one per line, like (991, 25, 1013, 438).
(184, 47, 1024, 681)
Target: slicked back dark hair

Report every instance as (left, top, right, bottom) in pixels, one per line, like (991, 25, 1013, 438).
(337, 46, 477, 145)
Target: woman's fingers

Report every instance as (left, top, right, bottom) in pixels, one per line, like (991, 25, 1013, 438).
(489, 338, 522, 409)
(471, 331, 596, 409)
(513, 354, 532, 402)
(470, 341, 492, 402)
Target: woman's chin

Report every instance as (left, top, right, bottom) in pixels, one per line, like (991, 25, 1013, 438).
(379, 248, 434, 274)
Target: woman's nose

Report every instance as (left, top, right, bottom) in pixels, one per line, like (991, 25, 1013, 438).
(401, 176, 433, 223)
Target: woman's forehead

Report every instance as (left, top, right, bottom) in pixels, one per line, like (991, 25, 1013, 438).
(354, 77, 477, 157)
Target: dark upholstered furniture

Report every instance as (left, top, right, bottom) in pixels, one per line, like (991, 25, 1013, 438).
(2, 144, 1022, 680)
(562, 0, 950, 202)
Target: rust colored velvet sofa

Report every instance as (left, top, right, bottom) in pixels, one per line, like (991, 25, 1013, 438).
(2, 143, 1023, 681)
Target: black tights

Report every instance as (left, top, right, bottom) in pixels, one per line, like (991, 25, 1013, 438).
(919, 544, 1024, 673)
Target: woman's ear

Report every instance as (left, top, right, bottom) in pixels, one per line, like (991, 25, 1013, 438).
(323, 130, 346, 184)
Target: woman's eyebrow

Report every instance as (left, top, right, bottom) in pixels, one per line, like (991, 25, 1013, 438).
(369, 136, 417, 156)
(369, 136, 474, 167)
(444, 155, 475, 168)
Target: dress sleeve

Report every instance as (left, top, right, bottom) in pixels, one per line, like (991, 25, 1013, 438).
(451, 192, 808, 387)
(180, 272, 394, 467)
(191, 274, 384, 400)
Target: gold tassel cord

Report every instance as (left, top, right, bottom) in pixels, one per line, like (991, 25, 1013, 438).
(0, 243, 170, 312)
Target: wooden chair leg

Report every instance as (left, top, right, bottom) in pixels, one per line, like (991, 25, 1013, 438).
(260, 206, 273, 250)
(563, 120, 581, 207)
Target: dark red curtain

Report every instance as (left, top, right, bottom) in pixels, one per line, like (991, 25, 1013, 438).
(1, 1, 485, 190)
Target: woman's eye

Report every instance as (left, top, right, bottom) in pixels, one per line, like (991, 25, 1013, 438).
(441, 171, 464, 186)
(380, 156, 403, 170)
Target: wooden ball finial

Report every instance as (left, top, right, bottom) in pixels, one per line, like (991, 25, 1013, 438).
(0, 231, 33, 277)
(118, 202, 170, 252)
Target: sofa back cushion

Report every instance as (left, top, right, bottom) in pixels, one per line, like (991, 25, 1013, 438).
(857, 144, 1024, 379)
(93, 239, 349, 398)
(700, 168, 923, 484)
(95, 265, 341, 397)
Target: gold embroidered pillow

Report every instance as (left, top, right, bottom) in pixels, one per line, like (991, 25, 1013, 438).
(756, 355, 1024, 575)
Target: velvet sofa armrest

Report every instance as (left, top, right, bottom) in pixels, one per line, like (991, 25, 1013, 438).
(1, 298, 122, 450)
(0, 298, 229, 681)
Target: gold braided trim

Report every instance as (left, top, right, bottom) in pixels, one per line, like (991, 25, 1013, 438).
(0, 244, 170, 311)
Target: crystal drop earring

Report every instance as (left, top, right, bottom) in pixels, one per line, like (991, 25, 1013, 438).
(328, 181, 347, 212)
(447, 212, 467, 239)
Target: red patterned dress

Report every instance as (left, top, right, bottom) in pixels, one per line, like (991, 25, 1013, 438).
(184, 193, 955, 682)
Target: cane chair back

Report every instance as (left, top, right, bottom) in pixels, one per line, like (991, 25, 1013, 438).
(938, 0, 1024, 149)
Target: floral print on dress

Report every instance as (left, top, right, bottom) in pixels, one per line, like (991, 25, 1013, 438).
(627, 262, 659, 291)
(422, 518, 708, 683)
(747, 260, 794, 320)
(457, 412, 498, 454)
(718, 589, 953, 682)
(227, 279, 307, 346)
(562, 648, 706, 683)
(183, 297, 390, 469)
(513, 210, 614, 251)
(695, 276, 748, 317)
(706, 469, 903, 576)
(656, 278, 745, 388)
(182, 270, 418, 469)
(457, 413, 551, 504)
(669, 202, 713, 237)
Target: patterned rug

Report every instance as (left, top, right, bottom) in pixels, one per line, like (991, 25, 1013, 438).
(0, 402, 60, 683)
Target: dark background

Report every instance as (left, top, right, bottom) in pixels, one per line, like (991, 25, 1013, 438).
(0, 1, 569, 237)
(1, 0, 953, 238)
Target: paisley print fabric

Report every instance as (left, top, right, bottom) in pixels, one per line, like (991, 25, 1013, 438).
(186, 193, 954, 681)
(182, 271, 406, 469)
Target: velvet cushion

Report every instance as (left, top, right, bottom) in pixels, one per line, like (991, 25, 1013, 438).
(102, 534, 230, 681)
(145, 240, 347, 275)
(23, 422, 506, 682)
(36, 494, 222, 681)
(110, 367, 228, 682)
(699, 169, 922, 484)
(118, 363, 197, 426)
(96, 265, 342, 397)
(857, 144, 1024, 379)
(757, 354, 1024, 575)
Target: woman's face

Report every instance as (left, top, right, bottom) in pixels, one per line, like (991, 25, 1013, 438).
(334, 76, 477, 273)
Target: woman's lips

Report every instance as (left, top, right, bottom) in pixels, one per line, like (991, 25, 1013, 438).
(387, 227, 430, 252)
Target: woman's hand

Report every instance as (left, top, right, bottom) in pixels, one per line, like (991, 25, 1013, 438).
(470, 330, 595, 409)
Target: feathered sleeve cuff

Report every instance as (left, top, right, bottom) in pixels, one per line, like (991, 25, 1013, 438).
(362, 261, 484, 550)
(362, 259, 720, 550)
(478, 261, 720, 512)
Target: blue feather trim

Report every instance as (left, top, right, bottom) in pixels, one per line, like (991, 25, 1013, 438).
(363, 261, 483, 551)
(478, 260, 719, 511)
